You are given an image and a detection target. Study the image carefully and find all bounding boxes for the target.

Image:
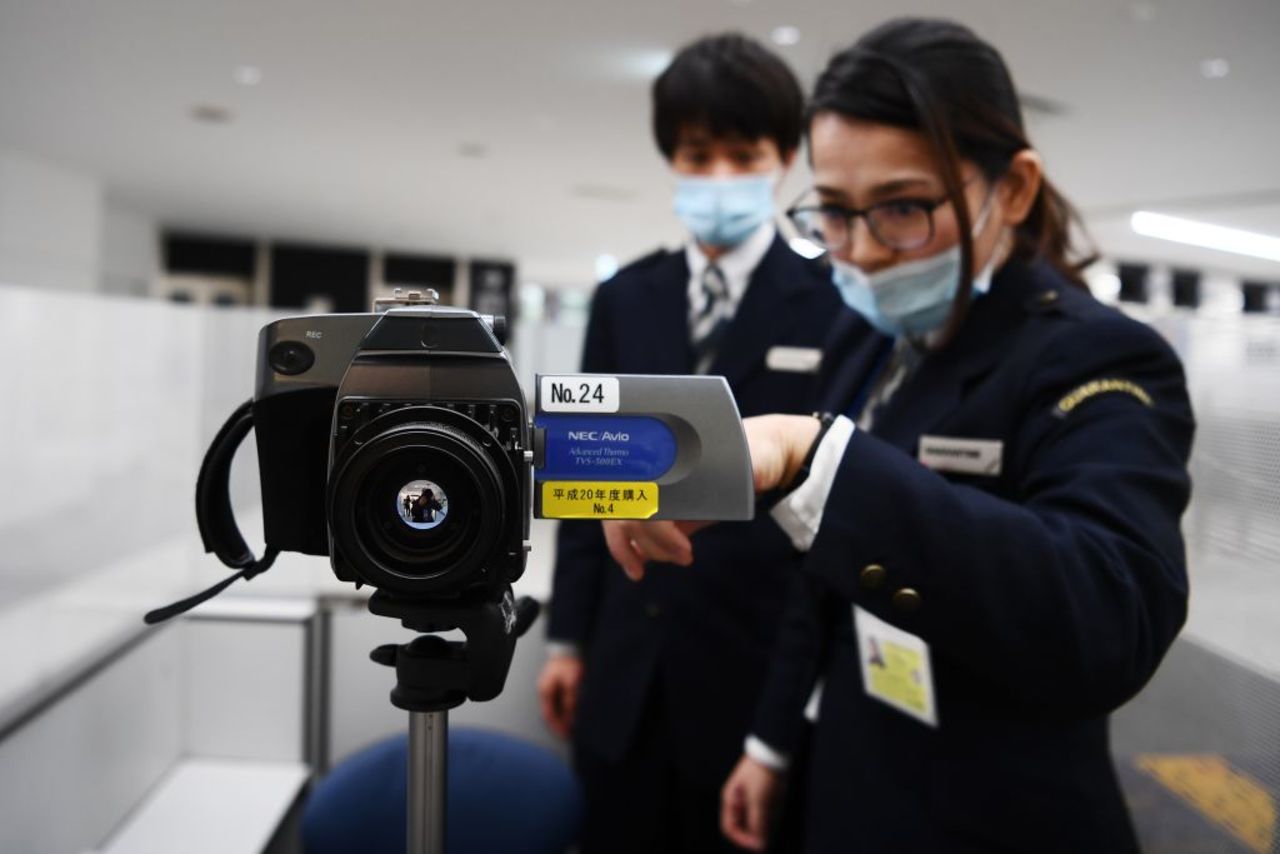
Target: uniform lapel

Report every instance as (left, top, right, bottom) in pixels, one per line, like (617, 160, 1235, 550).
(619, 250, 693, 375)
(819, 310, 893, 414)
(708, 236, 814, 386)
(870, 263, 1031, 451)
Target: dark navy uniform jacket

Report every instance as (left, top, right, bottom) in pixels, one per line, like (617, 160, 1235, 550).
(752, 259, 1194, 853)
(548, 233, 840, 788)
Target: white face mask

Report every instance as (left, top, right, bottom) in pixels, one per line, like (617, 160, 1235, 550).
(830, 193, 1002, 338)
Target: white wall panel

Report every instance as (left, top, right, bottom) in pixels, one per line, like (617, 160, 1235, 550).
(0, 149, 101, 292)
(183, 618, 309, 763)
(0, 629, 181, 854)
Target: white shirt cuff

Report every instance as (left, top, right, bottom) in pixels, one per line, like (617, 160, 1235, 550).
(770, 416, 855, 552)
(804, 680, 824, 723)
(744, 735, 791, 772)
(546, 641, 583, 659)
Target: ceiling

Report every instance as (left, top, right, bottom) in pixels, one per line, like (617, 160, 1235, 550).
(1, 0, 1278, 286)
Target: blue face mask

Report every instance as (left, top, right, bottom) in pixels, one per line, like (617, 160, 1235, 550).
(673, 173, 777, 248)
(831, 198, 1000, 338)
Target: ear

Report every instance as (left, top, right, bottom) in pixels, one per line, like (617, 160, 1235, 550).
(780, 147, 798, 173)
(997, 149, 1043, 227)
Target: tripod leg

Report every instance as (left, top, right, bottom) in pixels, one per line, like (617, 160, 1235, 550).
(408, 710, 447, 854)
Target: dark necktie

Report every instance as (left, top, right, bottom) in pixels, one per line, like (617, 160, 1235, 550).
(691, 263, 732, 373)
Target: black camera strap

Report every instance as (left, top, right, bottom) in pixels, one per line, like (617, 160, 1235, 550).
(144, 399, 279, 625)
(142, 552, 278, 625)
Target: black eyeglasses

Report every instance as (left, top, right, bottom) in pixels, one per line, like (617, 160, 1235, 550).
(788, 196, 953, 253)
(787, 178, 980, 253)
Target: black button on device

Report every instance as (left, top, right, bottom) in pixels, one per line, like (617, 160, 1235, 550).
(269, 340, 315, 375)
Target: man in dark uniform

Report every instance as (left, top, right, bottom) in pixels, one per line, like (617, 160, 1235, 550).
(536, 33, 842, 853)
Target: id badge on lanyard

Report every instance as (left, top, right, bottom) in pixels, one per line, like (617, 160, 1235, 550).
(854, 606, 939, 728)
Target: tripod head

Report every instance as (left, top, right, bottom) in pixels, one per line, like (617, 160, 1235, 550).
(368, 585, 541, 713)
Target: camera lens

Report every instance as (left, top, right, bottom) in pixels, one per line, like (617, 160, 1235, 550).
(327, 409, 509, 593)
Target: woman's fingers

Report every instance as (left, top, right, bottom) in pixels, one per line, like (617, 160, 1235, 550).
(602, 520, 695, 581)
(635, 520, 694, 565)
(744, 778, 767, 850)
(603, 521, 648, 580)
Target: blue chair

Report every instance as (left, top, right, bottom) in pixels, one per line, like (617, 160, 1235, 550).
(302, 728, 583, 854)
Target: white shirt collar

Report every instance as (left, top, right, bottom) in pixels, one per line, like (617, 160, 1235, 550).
(685, 221, 777, 313)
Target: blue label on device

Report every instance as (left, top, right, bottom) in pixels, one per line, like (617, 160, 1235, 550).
(535, 415, 677, 481)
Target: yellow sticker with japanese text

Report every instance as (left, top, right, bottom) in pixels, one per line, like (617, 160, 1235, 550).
(541, 481, 659, 519)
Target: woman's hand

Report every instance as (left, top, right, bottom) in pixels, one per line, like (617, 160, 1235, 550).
(721, 754, 785, 851)
(602, 414, 824, 580)
(742, 414, 824, 494)
(602, 518, 701, 581)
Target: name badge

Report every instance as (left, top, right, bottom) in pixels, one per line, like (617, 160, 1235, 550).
(765, 346, 822, 374)
(918, 435, 1003, 476)
(854, 606, 938, 728)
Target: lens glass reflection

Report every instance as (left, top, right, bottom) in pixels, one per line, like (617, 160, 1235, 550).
(397, 479, 450, 530)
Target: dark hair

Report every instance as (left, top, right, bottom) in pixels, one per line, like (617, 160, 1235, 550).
(653, 33, 804, 160)
(811, 18, 1096, 341)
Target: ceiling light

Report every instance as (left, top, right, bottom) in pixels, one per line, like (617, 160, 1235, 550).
(191, 104, 233, 124)
(1200, 58, 1230, 79)
(1018, 92, 1069, 118)
(1131, 211, 1280, 263)
(619, 50, 674, 80)
(457, 142, 488, 159)
(771, 26, 801, 47)
(234, 65, 263, 87)
(789, 237, 825, 259)
(1130, 3, 1156, 23)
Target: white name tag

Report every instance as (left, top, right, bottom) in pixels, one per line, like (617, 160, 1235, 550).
(765, 346, 822, 374)
(854, 606, 937, 728)
(539, 376, 620, 413)
(918, 435, 1003, 476)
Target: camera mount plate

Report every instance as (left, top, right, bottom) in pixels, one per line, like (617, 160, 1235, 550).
(373, 287, 441, 313)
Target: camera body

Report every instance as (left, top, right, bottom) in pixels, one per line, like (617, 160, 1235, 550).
(252, 303, 528, 598)
(168, 293, 752, 709)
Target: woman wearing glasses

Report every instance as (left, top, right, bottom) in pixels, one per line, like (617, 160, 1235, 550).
(604, 17, 1194, 854)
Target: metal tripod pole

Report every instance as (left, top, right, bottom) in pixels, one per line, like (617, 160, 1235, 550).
(408, 710, 448, 854)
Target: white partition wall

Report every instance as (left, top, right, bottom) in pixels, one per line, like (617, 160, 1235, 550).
(0, 284, 293, 854)
(0, 284, 279, 617)
(0, 628, 182, 854)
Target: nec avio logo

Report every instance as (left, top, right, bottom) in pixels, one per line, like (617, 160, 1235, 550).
(536, 415, 676, 481)
(567, 430, 630, 442)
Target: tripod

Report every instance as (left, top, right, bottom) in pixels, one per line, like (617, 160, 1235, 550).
(369, 585, 541, 854)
